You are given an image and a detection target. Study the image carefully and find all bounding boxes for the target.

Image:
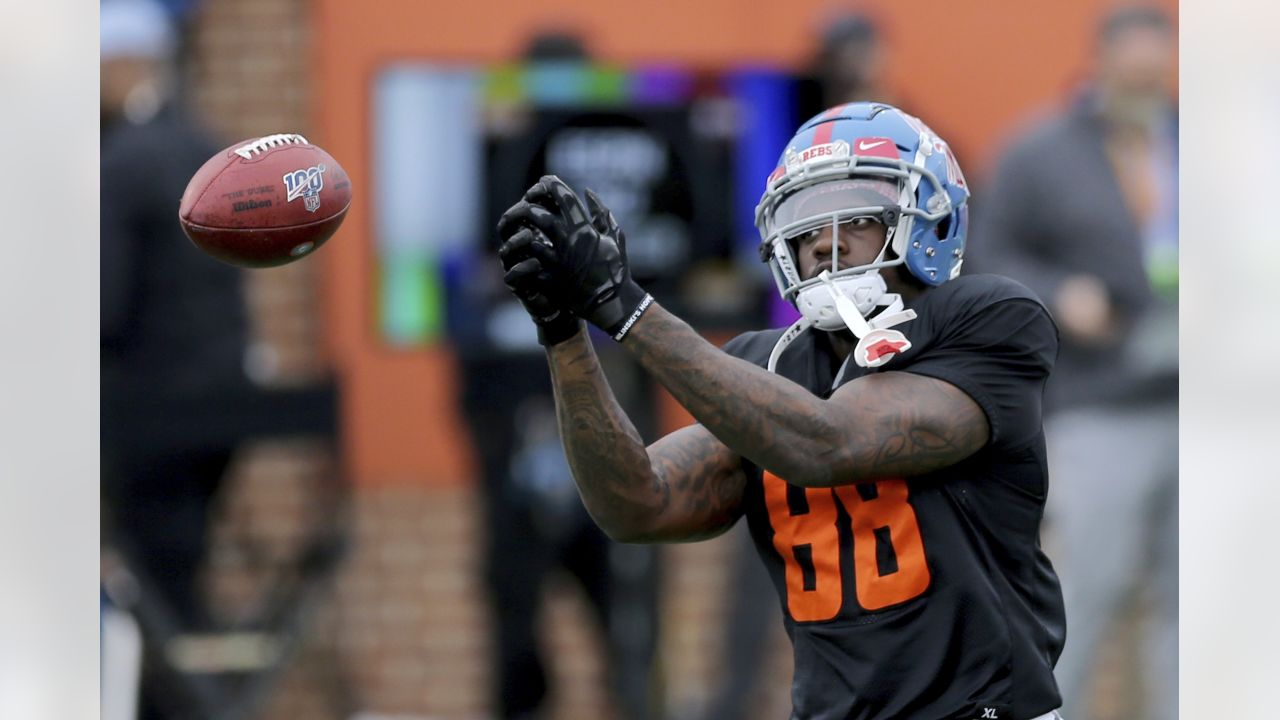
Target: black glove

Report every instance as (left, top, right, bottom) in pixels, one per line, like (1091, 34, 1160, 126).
(497, 175, 653, 341)
(496, 226, 582, 346)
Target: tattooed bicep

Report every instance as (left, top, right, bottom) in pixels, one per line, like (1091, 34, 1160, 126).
(643, 424, 747, 542)
(827, 371, 990, 481)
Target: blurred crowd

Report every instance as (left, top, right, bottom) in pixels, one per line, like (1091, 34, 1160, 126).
(99, 1, 1176, 719)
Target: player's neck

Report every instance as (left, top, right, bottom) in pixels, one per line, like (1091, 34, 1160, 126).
(825, 329, 857, 363)
(884, 266, 925, 302)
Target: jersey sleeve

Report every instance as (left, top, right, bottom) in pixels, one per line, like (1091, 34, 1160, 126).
(719, 328, 781, 367)
(902, 297, 1058, 450)
(720, 331, 753, 359)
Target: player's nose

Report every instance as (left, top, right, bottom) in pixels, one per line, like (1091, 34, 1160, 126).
(812, 225, 849, 263)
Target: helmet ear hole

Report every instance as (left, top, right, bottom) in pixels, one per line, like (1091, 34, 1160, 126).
(934, 215, 951, 240)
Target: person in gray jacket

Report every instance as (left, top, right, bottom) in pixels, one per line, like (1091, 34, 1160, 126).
(968, 6, 1177, 718)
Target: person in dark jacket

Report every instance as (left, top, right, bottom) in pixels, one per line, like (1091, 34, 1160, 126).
(101, 0, 249, 633)
(968, 6, 1178, 718)
(101, 2, 254, 717)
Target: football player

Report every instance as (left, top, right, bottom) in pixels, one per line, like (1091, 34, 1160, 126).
(497, 102, 1066, 720)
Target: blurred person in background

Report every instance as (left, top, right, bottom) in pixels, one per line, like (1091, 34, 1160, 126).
(795, 11, 897, 119)
(455, 31, 660, 720)
(102, 0, 345, 712)
(794, 11, 965, 209)
(497, 100, 1067, 720)
(101, 0, 241, 634)
(969, 6, 1177, 718)
(102, 0, 353, 717)
(100, 0, 244, 716)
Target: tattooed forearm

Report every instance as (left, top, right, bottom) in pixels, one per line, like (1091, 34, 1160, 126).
(547, 331, 745, 542)
(548, 332, 660, 537)
(623, 303, 991, 487)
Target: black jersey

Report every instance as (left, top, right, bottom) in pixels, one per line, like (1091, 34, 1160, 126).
(721, 274, 1066, 720)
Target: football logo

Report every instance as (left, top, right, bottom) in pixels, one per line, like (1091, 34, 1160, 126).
(283, 164, 327, 212)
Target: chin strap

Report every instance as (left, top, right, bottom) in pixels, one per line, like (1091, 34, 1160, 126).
(767, 272, 917, 373)
(767, 316, 814, 373)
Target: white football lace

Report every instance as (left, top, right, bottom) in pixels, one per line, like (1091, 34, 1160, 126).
(234, 133, 309, 159)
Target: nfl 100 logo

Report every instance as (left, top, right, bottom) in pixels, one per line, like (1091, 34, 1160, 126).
(283, 164, 326, 212)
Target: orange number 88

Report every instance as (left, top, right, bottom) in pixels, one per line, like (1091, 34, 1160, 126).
(763, 472, 931, 621)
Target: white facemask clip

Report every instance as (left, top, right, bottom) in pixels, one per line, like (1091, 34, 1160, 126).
(767, 271, 918, 373)
(818, 271, 916, 369)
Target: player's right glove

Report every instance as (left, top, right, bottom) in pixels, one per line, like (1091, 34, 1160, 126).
(497, 227, 582, 347)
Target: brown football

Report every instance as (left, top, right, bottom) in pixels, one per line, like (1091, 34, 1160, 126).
(178, 133, 352, 267)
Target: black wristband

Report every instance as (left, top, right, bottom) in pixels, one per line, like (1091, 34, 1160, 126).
(606, 286, 654, 342)
(537, 313, 582, 346)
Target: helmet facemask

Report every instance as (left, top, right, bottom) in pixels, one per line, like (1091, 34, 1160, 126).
(760, 175, 908, 332)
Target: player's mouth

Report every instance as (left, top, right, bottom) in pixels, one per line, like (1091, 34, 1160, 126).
(809, 261, 839, 278)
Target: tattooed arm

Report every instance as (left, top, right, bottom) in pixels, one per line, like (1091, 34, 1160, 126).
(621, 303, 990, 488)
(547, 329, 747, 543)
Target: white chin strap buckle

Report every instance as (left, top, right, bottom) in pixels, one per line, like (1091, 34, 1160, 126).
(820, 270, 915, 368)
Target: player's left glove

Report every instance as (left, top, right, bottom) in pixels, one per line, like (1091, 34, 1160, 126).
(497, 175, 653, 342)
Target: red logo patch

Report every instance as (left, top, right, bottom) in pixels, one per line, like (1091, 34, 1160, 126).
(852, 136, 898, 159)
(864, 338, 907, 362)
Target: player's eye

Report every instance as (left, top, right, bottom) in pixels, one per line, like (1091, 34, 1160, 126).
(842, 217, 875, 230)
(793, 228, 822, 244)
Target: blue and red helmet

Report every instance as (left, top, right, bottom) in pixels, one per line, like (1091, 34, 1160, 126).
(755, 102, 970, 305)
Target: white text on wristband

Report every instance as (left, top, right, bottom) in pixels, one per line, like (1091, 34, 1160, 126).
(613, 294, 654, 342)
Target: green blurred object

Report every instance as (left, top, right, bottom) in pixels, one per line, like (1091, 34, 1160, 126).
(379, 250, 443, 345)
(1147, 245, 1178, 302)
(583, 65, 626, 102)
(484, 64, 523, 104)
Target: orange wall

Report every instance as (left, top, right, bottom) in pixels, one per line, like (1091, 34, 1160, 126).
(312, 0, 1176, 486)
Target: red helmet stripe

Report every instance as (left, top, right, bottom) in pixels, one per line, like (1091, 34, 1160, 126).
(812, 119, 836, 147)
(819, 105, 846, 121)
